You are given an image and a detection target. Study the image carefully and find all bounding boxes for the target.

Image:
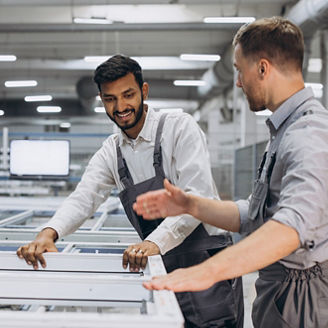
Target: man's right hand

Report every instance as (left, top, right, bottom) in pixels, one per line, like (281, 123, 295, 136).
(16, 227, 58, 270)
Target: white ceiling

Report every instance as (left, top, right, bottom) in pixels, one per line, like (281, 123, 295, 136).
(0, 0, 307, 119)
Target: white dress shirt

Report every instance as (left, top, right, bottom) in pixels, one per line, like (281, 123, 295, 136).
(47, 107, 224, 254)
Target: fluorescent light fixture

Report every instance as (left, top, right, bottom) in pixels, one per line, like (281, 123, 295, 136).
(5, 80, 37, 88)
(74, 17, 112, 24)
(60, 122, 71, 128)
(307, 58, 322, 73)
(0, 55, 16, 62)
(255, 109, 272, 116)
(145, 99, 198, 112)
(173, 80, 206, 87)
(0, 110, 4, 116)
(37, 106, 62, 113)
(84, 56, 108, 63)
(158, 108, 184, 113)
(305, 82, 323, 98)
(24, 95, 53, 102)
(83, 56, 213, 70)
(180, 54, 221, 62)
(204, 17, 255, 24)
(94, 106, 106, 113)
(305, 82, 323, 90)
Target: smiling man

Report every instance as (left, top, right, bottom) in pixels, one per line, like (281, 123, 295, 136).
(17, 55, 244, 328)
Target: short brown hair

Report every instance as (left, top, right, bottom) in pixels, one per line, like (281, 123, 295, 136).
(233, 16, 304, 71)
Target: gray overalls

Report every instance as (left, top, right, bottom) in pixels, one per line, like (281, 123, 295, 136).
(248, 97, 328, 328)
(116, 114, 244, 328)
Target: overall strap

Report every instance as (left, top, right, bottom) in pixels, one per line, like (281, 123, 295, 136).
(259, 96, 316, 181)
(116, 138, 134, 189)
(271, 96, 316, 155)
(153, 113, 168, 177)
(260, 97, 316, 212)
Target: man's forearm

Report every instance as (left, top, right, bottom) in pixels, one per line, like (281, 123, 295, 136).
(187, 195, 241, 232)
(205, 219, 300, 281)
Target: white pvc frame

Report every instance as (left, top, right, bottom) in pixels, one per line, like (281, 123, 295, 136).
(0, 252, 184, 328)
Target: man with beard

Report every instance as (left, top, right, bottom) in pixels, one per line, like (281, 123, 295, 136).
(133, 17, 328, 328)
(17, 55, 244, 328)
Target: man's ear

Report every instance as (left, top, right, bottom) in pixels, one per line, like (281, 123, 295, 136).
(142, 82, 149, 100)
(258, 59, 270, 78)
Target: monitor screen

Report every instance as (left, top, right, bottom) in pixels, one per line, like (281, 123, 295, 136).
(10, 139, 70, 179)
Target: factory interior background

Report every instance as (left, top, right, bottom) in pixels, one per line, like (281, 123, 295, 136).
(0, 1, 327, 327)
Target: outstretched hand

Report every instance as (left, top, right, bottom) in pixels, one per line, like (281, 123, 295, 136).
(143, 261, 217, 292)
(133, 179, 191, 219)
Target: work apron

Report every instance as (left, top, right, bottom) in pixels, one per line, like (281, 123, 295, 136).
(247, 99, 328, 328)
(116, 114, 244, 328)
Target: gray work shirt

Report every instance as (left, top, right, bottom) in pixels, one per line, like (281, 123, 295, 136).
(237, 87, 328, 269)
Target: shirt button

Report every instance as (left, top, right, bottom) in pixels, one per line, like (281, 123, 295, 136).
(272, 136, 275, 140)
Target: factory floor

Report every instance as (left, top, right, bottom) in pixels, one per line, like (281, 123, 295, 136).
(242, 271, 258, 328)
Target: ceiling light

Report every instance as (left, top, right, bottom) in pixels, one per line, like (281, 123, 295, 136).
(307, 58, 322, 73)
(145, 99, 198, 112)
(180, 54, 221, 62)
(74, 17, 112, 24)
(203, 17, 255, 24)
(158, 108, 184, 113)
(94, 107, 106, 113)
(37, 106, 62, 113)
(0, 110, 4, 116)
(25, 95, 53, 102)
(5, 80, 37, 88)
(60, 122, 71, 128)
(173, 80, 206, 87)
(83, 56, 212, 70)
(305, 82, 323, 90)
(84, 56, 108, 63)
(0, 55, 16, 62)
(305, 82, 323, 98)
(255, 109, 272, 116)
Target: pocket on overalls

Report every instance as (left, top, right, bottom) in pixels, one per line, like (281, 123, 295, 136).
(248, 180, 268, 222)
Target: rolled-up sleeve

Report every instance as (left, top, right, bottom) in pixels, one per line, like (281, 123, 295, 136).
(271, 116, 328, 248)
(236, 197, 251, 234)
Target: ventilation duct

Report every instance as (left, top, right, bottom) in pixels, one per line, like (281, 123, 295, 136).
(197, 46, 233, 98)
(287, 0, 328, 39)
(76, 76, 99, 114)
(287, 0, 328, 75)
(198, 0, 328, 99)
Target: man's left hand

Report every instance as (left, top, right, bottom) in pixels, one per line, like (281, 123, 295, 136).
(122, 241, 160, 272)
(143, 261, 217, 292)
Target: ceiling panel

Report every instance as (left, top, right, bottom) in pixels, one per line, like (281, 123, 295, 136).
(0, 0, 299, 120)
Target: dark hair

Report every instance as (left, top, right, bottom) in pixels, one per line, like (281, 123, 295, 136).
(93, 54, 144, 91)
(233, 16, 304, 71)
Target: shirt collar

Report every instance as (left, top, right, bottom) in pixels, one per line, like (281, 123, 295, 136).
(266, 87, 314, 132)
(118, 106, 155, 146)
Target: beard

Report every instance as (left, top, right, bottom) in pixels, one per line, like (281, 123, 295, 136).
(245, 91, 266, 112)
(106, 96, 144, 131)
